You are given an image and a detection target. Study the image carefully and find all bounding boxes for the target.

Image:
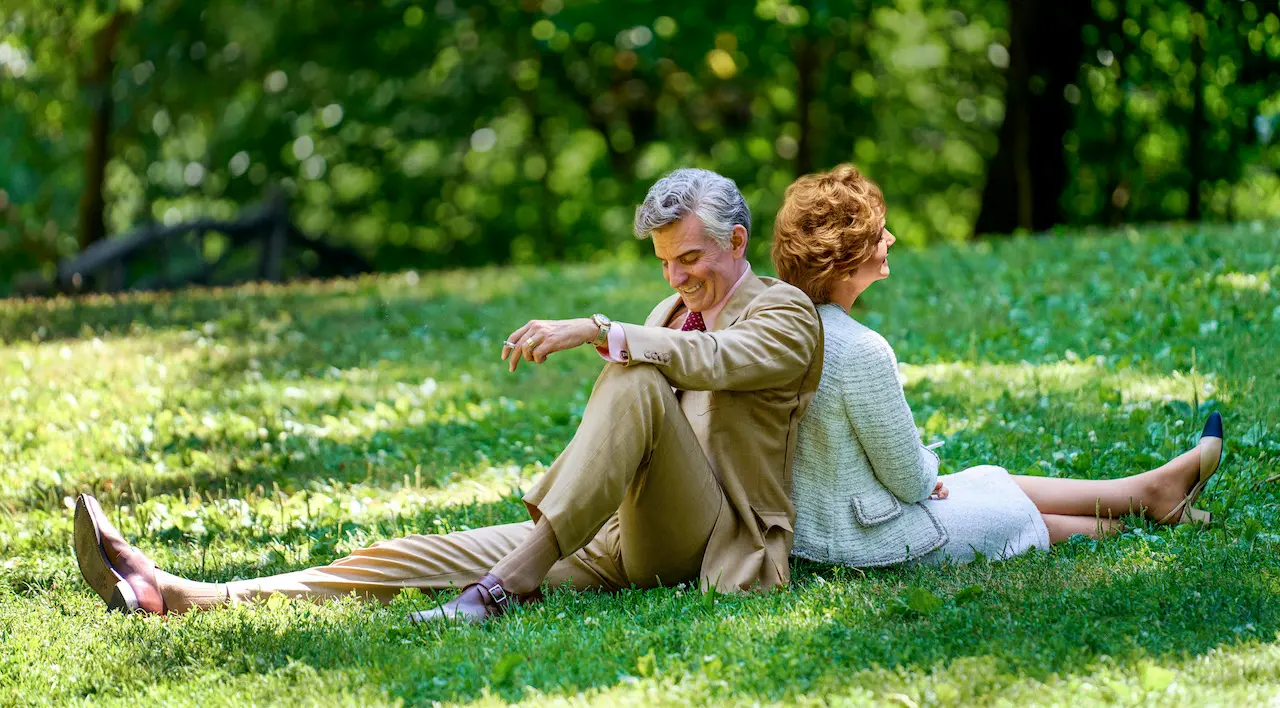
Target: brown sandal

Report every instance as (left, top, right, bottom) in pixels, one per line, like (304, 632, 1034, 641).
(406, 573, 541, 624)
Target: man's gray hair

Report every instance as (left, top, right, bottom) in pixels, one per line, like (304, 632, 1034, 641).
(633, 168, 751, 249)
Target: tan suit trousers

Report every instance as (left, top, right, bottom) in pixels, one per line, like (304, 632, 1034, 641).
(225, 364, 728, 604)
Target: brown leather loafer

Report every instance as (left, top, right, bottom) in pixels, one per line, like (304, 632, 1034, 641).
(73, 494, 166, 615)
(407, 573, 541, 625)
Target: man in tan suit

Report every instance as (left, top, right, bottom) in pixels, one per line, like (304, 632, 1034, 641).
(73, 168, 823, 622)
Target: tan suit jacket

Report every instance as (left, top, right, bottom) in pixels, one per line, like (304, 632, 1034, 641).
(622, 273, 823, 590)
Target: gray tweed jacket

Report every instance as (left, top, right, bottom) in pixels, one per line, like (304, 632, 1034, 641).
(790, 304, 947, 567)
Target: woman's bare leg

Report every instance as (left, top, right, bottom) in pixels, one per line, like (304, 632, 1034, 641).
(1012, 446, 1201, 522)
(1041, 514, 1125, 544)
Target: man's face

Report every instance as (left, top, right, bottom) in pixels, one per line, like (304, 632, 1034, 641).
(651, 215, 747, 313)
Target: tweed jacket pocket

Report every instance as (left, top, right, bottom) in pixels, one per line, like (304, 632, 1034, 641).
(850, 490, 903, 526)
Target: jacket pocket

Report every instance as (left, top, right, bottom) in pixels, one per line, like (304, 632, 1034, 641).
(752, 508, 794, 586)
(752, 508, 794, 535)
(850, 490, 904, 527)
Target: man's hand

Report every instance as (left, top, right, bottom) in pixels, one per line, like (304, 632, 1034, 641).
(502, 318, 598, 372)
(929, 481, 949, 500)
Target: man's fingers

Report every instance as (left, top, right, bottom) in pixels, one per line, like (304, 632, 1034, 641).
(536, 334, 564, 363)
(505, 323, 533, 351)
(533, 338, 555, 364)
(504, 323, 537, 362)
(504, 320, 582, 370)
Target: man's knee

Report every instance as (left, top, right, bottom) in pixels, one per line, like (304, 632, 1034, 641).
(581, 364, 680, 431)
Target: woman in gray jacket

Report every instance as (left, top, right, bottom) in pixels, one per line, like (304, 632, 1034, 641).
(771, 164, 1225, 567)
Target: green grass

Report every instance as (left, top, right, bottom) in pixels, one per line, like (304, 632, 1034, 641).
(2, 222, 1279, 706)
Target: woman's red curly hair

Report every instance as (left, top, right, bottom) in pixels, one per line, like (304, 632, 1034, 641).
(771, 163, 886, 304)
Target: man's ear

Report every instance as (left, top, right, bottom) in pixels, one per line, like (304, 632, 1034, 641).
(731, 224, 748, 256)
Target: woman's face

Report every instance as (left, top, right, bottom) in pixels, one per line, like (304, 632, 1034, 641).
(849, 219, 896, 291)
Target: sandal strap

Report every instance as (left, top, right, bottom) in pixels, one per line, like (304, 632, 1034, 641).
(470, 574, 542, 617)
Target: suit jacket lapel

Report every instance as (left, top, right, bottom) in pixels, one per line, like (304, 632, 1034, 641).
(713, 272, 766, 331)
(646, 294, 684, 328)
(645, 271, 767, 330)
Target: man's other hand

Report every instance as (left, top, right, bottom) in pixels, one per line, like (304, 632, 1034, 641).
(502, 318, 598, 372)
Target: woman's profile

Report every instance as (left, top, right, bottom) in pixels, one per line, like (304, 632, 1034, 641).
(771, 164, 1225, 567)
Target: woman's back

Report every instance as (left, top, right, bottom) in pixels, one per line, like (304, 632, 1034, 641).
(791, 304, 948, 566)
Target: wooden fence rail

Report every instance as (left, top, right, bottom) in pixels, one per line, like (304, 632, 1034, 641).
(14, 194, 370, 297)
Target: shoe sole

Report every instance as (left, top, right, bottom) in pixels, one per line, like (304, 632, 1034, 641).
(73, 496, 140, 612)
(1184, 507, 1211, 526)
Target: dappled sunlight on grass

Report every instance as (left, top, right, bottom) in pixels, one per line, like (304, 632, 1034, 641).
(0, 279, 597, 513)
(1214, 271, 1273, 293)
(895, 359, 1224, 482)
(901, 359, 1218, 409)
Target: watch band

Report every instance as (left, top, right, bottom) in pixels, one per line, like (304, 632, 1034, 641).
(590, 313, 612, 348)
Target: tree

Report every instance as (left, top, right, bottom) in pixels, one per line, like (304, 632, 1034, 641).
(974, 0, 1088, 234)
(77, 9, 130, 249)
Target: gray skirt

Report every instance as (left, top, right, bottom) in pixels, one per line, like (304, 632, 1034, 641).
(915, 465, 1050, 565)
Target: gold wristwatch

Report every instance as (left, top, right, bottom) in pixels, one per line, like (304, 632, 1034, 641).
(590, 313, 612, 347)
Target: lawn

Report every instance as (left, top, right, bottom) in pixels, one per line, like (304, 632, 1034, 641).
(1, 223, 1279, 706)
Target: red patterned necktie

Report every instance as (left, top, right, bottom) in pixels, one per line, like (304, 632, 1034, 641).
(681, 310, 706, 332)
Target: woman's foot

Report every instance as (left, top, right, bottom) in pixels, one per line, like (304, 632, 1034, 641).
(1151, 412, 1224, 525)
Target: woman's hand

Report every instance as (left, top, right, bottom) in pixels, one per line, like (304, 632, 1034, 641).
(502, 318, 598, 372)
(929, 481, 949, 500)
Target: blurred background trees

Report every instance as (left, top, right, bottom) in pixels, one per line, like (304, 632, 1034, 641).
(1, 0, 1277, 291)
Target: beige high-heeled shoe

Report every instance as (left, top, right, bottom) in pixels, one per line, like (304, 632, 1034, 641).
(1159, 412, 1223, 527)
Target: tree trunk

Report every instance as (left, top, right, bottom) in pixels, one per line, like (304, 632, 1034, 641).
(77, 12, 128, 251)
(1103, 1, 1131, 225)
(794, 32, 818, 177)
(975, 0, 1089, 235)
(1008, 0, 1034, 230)
(1187, 0, 1207, 221)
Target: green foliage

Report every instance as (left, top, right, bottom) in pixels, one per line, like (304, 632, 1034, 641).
(2, 223, 1280, 704)
(1067, 0, 1280, 223)
(1, 1, 1277, 289)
